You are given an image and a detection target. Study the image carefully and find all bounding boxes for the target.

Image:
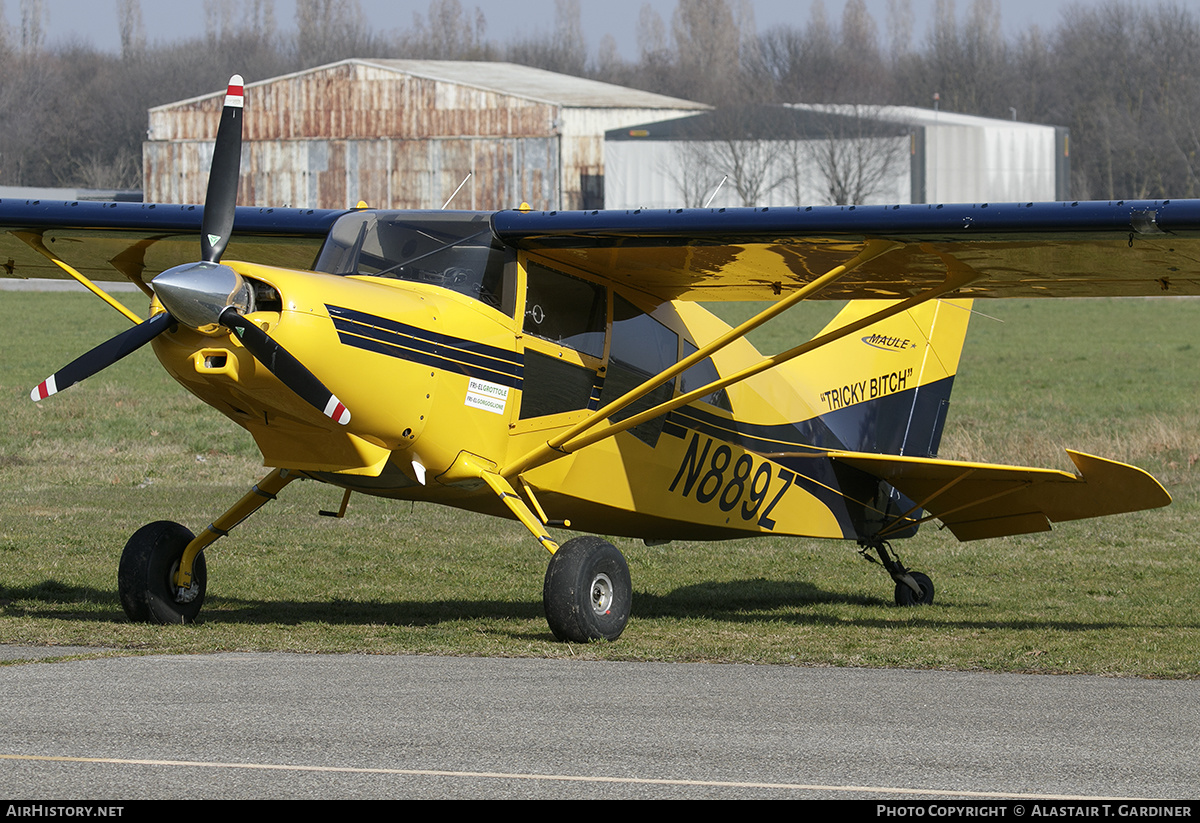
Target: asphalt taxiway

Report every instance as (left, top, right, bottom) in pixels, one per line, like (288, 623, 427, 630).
(1, 647, 1195, 799)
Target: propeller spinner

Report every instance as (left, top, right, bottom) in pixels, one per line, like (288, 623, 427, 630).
(31, 75, 351, 426)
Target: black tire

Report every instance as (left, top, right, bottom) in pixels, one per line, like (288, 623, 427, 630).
(894, 571, 934, 606)
(118, 521, 207, 624)
(543, 536, 631, 642)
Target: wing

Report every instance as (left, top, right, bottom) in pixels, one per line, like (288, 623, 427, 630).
(0, 199, 346, 288)
(827, 449, 1171, 541)
(491, 199, 1200, 301)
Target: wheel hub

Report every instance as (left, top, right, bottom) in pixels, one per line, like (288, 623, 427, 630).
(590, 573, 614, 615)
(169, 560, 202, 603)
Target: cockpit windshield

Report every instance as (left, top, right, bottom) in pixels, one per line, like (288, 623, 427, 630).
(314, 211, 513, 312)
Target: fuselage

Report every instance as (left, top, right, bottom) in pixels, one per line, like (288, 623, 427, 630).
(151, 209, 968, 543)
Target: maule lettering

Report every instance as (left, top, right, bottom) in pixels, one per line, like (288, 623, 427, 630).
(861, 333, 914, 350)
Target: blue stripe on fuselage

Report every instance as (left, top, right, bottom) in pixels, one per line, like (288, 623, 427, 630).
(328, 304, 524, 389)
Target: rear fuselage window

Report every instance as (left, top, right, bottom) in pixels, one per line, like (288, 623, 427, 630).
(679, 341, 732, 411)
(600, 294, 679, 446)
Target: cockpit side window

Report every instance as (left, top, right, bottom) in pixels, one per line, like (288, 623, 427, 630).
(522, 262, 606, 358)
(515, 262, 607, 421)
(315, 212, 513, 313)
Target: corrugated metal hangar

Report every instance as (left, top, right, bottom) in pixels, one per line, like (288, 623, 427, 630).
(813, 105, 1072, 204)
(605, 104, 1070, 209)
(143, 59, 707, 211)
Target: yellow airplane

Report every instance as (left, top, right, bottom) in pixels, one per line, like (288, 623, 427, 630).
(1, 76, 1187, 641)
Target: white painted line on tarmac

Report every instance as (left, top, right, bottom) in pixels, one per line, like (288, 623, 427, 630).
(0, 754, 1140, 799)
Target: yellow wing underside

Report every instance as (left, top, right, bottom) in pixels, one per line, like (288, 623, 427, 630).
(523, 234, 1200, 301)
(10, 223, 1200, 302)
(0, 229, 324, 287)
(829, 449, 1171, 541)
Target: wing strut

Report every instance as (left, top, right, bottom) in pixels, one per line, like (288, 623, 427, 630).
(11, 230, 145, 324)
(503, 238, 904, 477)
(503, 242, 980, 478)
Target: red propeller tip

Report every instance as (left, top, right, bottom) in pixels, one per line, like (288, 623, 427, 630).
(324, 397, 351, 426)
(225, 74, 244, 108)
(30, 376, 57, 402)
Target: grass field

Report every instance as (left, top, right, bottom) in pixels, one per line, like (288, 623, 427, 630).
(1, 291, 1198, 677)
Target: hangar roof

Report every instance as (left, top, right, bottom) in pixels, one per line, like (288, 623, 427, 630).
(361, 59, 705, 110)
(151, 58, 705, 113)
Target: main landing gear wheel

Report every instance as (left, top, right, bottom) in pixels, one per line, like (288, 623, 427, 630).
(118, 521, 207, 624)
(543, 536, 631, 642)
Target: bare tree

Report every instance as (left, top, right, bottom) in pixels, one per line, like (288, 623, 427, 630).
(403, 0, 491, 60)
(674, 107, 793, 206)
(748, 1, 885, 104)
(895, 0, 1014, 116)
(295, 0, 380, 64)
(19, 0, 44, 55)
(886, 0, 914, 60)
(118, 0, 146, 60)
(624, 3, 673, 91)
(68, 149, 140, 190)
(505, 0, 586, 75)
(1052, 1, 1200, 199)
(711, 138, 786, 206)
(670, 0, 744, 104)
(1146, 6, 1200, 196)
(837, 0, 887, 101)
(637, 3, 668, 60)
(658, 140, 727, 207)
(785, 106, 910, 205)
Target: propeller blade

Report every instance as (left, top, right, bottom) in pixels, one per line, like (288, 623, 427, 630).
(31, 312, 173, 402)
(200, 75, 244, 264)
(218, 307, 351, 426)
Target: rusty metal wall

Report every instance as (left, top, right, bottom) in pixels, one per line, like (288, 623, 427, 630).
(148, 62, 559, 142)
(144, 136, 559, 210)
(144, 61, 702, 210)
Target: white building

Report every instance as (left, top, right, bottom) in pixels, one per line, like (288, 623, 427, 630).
(604, 104, 1069, 209)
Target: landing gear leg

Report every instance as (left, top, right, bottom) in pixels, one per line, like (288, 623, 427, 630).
(859, 540, 935, 606)
(118, 467, 298, 624)
(477, 471, 632, 641)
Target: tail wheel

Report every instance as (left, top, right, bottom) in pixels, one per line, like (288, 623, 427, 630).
(543, 536, 631, 642)
(118, 521, 207, 624)
(861, 540, 935, 607)
(894, 571, 935, 606)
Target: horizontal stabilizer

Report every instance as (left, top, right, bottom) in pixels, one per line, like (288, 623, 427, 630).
(829, 449, 1171, 541)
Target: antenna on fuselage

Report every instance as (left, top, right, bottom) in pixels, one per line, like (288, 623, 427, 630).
(703, 176, 728, 208)
(441, 173, 473, 209)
